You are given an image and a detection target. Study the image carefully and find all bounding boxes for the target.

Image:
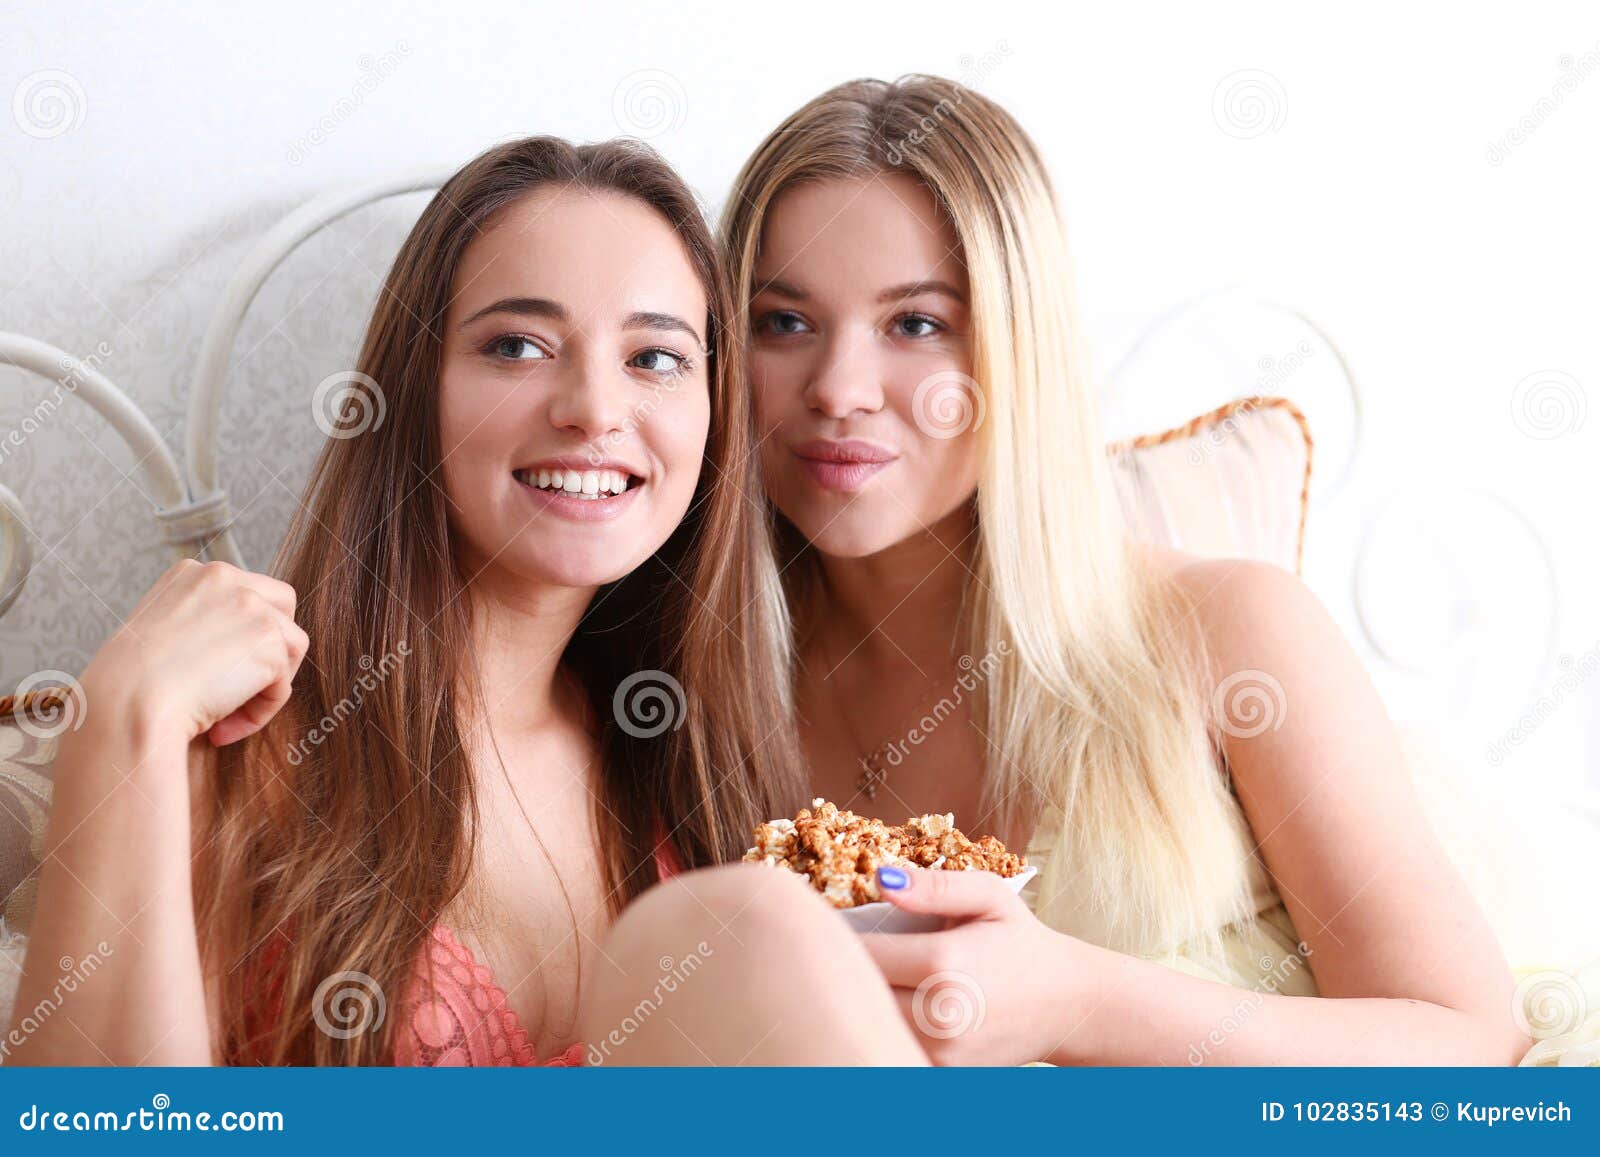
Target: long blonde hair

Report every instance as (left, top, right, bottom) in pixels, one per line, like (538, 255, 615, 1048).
(198, 136, 804, 1064)
(722, 77, 1259, 958)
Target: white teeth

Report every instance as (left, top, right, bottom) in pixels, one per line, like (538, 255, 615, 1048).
(516, 467, 635, 497)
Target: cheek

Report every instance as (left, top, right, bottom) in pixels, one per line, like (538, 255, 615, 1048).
(651, 388, 712, 505)
(749, 349, 804, 428)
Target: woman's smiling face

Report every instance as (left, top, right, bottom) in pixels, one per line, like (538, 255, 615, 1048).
(748, 171, 981, 559)
(438, 186, 711, 590)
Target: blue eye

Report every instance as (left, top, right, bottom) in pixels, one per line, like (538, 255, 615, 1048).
(758, 310, 811, 337)
(630, 348, 690, 375)
(489, 335, 548, 361)
(895, 314, 941, 338)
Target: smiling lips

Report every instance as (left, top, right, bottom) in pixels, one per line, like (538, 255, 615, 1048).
(512, 459, 645, 522)
(792, 439, 898, 492)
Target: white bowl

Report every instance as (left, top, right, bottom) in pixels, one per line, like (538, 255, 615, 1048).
(839, 866, 1038, 934)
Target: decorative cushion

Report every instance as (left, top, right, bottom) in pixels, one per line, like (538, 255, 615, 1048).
(1107, 395, 1311, 576)
(0, 724, 55, 935)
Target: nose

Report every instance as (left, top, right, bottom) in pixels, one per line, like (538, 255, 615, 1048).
(803, 331, 886, 420)
(545, 345, 634, 443)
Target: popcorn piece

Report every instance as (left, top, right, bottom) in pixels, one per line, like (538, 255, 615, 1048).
(741, 799, 1027, 908)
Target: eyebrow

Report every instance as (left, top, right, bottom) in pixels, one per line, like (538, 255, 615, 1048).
(458, 296, 567, 328)
(623, 310, 706, 350)
(458, 298, 706, 349)
(752, 277, 968, 306)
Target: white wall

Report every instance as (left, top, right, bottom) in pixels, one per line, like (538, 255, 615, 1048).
(2, 0, 1598, 802)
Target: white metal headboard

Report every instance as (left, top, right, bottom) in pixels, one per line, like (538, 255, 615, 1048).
(0, 169, 450, 618)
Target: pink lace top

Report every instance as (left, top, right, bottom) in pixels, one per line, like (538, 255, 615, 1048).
(393, 925, 587, 1067)
(392, 837, 683, 1068)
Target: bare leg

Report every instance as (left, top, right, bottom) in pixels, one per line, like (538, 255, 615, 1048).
(579, 865, 928, 1065)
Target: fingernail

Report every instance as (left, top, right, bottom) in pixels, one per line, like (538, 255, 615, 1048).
(877, 865, 908, 891)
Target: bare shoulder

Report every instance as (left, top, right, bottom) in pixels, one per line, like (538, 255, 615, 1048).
(1132, 542, 1329, 679)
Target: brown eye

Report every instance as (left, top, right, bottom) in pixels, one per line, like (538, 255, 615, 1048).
(895, 314, 941, 338)
(759, 310, 810, 336)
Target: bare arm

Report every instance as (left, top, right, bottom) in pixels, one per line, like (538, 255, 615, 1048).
(4, 560, 306, 1065)
(1057, 557, 1528, 1065)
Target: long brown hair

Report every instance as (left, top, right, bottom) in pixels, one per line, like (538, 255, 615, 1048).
(196, 136, 804, 1065)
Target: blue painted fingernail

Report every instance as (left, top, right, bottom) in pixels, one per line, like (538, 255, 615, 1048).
(877, 866, 909, 891)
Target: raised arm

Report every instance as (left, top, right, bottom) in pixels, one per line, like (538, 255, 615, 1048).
(4, 560, 307, 1065)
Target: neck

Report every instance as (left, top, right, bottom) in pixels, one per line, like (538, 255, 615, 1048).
(810, 502, 976, 670)
(462, 564, 596, 741)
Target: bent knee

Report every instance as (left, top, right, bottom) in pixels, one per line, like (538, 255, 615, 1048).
(607, 863, 829, 955)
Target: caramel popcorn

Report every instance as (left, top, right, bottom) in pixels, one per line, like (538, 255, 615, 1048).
(742, 798, 1027, 908)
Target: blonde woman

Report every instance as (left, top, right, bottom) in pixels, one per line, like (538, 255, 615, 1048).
(580, 77, 1531, 1066)
(6, 136, 805, 1065)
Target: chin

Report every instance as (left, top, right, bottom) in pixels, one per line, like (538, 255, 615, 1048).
(489, 534, 652, 591)
(795, 513, 915, 561)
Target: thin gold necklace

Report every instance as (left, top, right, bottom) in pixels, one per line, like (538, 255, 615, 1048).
(818, 630, 958, 802)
